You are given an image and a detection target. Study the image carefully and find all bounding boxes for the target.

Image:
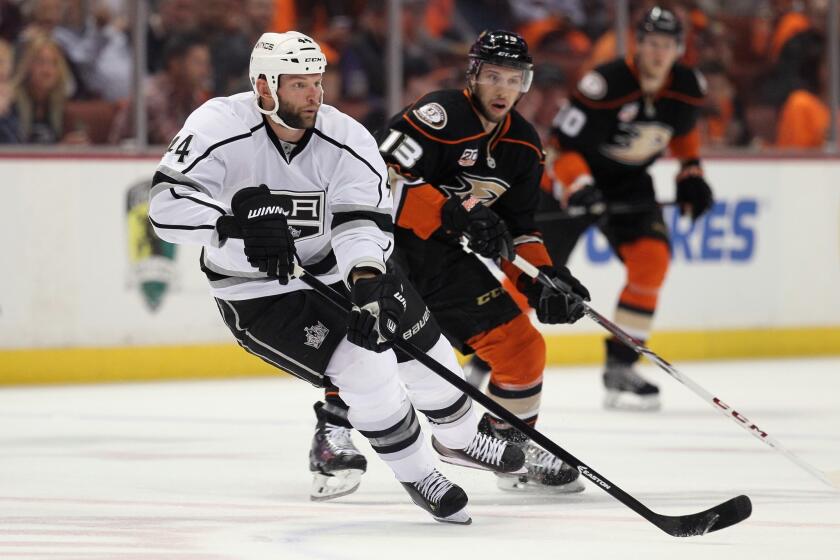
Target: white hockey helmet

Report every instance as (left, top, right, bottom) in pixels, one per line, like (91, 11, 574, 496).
(249, 31, 327, 128)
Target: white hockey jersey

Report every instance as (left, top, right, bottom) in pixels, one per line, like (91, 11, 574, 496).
(148, 92, 393, 300)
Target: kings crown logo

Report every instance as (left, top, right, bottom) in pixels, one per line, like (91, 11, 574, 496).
(304, 321, 330, 349)
(126, 180, 178, 312)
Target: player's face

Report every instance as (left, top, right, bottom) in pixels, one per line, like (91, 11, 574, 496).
(275, 74, 323, 128)
(471, 63, 524, 122)
(636, 34, 681, 79)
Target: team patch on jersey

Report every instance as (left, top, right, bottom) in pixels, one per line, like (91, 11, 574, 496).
(617, 102, 639, 122)
(265, 189, 326, 241)
(440, 173, 511, 205)
(412, 102, 448, 129)
(458, 148, 479, 167)
(577, 71, 607, 100)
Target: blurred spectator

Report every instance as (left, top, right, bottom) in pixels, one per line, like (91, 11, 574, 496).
(697, 60, 752, 147)
(244, 0, 277, 43)
(339, 0, 432, 130)
(198, 0, 251, 96)
(510, 0, 591, 55)
(1, 35, 88, 144)
(111, 33, 211, 145)
(52, 0, 132, 101)
(581, 0, 653, 75)
(0, 38, 16, 141)
(0, 0, 24, 42)
(762, 0, 827, 107)
(767, 0, 810, 62)
(451, 0, 513, 35)
(147, 0, 199, 74)
(775, 31, 829, 148)
(17, 0, 64, 45)
(211, 0, 281, 95)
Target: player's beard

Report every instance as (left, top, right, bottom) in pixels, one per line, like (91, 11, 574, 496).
(276, 98, 318, 129)
(471, 83, 514, 124)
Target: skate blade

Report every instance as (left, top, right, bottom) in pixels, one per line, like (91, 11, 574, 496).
(433, 508, 472, 525)
(603, 390, 661, 412)
(496, 475, 586, 494)
(310, 469, 364, 502)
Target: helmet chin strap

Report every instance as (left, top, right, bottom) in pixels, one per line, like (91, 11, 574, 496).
(254, 82, 324, 131)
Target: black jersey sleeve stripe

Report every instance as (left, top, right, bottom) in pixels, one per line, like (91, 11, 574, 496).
(331, 210, 394, 232)
(305, 250, 338, 275)
(312, 128, 385, 206)
(152, 170, 200, 190)
(148, 216, 215, 231)
(168, 188, 226, 215)
(181, 121, 264, 174)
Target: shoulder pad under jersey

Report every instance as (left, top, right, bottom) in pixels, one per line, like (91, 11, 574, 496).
(664, 63, 707, 105)
(401, 89, 485, 142)
(504, 110, 544, 160)
(574, 59, 639, 107)
(181, 96, 258, 145)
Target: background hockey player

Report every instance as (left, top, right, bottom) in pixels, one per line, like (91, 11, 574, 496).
(148, 31, 526, 525)
(316, 30, 592, 495)
(542, 7, 714, 411)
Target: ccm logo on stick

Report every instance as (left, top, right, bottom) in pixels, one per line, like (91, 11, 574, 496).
(713, 398, 768, 438)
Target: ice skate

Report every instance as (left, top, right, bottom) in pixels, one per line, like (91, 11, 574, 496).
(431, 430, 526, 474)
(602, 359, 661, 412)
(401, 469, 471, 524)
(478, 413, 585, 493)
(309, 403, 367, 501)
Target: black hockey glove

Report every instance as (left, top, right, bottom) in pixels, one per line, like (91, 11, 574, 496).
(676, 163, 714, 222)
(440, 196, 514, 260)
(347, 273, 407, 352)
(566, 183, 606, 215)
(216, 185, 296, 284)
(517, 265, 590, 324)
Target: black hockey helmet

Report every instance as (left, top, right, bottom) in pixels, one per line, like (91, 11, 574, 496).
(467, 30, 534, 92)
(636, 6, 683, 42)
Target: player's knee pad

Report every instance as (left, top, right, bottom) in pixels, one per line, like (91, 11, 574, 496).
(617, 238, 670, 310)
(397, 336, 463, 408)
(467, 313, 546, 388)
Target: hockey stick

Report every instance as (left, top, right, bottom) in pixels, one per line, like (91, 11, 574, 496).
(294, 263, 751, 537)
(535, 200, 678, 223)
(508, 254, 840, 491)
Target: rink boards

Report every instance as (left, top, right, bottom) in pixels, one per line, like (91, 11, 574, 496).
(1, 155, 839, 383)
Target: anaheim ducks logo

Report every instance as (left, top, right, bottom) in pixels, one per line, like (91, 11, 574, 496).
(602, 122, 673, 165)
(440, 172, 511, 205)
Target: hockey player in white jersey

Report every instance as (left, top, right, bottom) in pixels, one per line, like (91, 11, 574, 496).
(148, 31, 526, 525)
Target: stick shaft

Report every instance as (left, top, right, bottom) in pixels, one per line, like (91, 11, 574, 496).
(512, 255, 838, 490)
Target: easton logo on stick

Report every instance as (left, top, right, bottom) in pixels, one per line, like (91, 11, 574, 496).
(577, 465, 611, 489)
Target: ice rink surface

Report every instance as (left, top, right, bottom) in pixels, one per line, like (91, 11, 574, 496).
(1, 357, 838, 559)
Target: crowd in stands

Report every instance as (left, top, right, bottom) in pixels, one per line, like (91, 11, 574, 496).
(0, 0, 835, 150)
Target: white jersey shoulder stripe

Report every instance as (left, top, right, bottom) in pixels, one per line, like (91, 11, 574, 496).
(182, 121, 265, 174)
